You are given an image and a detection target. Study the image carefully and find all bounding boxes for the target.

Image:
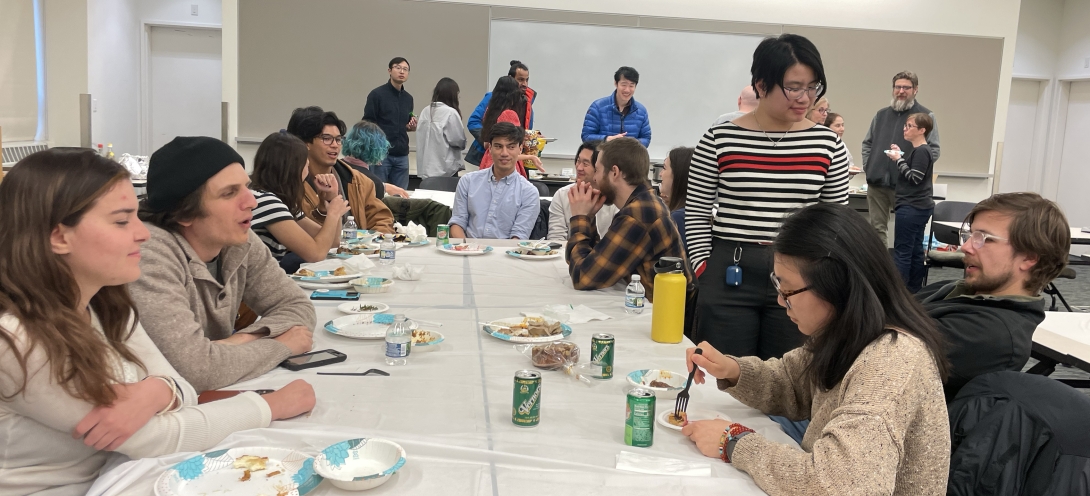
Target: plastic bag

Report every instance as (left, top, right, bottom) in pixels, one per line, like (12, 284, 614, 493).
(514, 341, 596, 384)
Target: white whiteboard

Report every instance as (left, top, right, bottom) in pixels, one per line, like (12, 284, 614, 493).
(488, 20, 765, 160)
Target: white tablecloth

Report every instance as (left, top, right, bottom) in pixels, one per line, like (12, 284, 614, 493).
(91, 239, 795, 495)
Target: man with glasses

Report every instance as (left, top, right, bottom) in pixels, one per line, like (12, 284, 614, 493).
(581, 66, 652, 147)
(287, 106, 394, 234)
(917, 192, 1071, 401)
(546, 140, 618, 241)
(861, 71, 940, 246)
(363, 57, 415, 189)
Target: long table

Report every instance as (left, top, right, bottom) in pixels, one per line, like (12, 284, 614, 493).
(935, 220, 1090, 246)
(1028, 311, 1090, 388)
(91, 239, 795, 495)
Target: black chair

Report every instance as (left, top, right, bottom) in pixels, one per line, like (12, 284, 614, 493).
(418, 176, 461, 192)
(528, 180, 551, 197)
(924, 200, 977, 285)
(529, 199, 551, 240)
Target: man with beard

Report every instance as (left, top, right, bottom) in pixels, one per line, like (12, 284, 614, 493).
(917, 192, 1071, 401)
(861, 71, 940, 245)
(566, 137, 687, 302)
(546, 140, 618, 241)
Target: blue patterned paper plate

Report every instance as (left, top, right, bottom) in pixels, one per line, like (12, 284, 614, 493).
(154, 447, 322, 496)
(437, 243, 494, 256)
(314, 438, 406, 490)
(481, 317, 572, 344)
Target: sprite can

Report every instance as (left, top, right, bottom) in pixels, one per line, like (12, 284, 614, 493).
(512, 370, 541, 427)
(436, 224, 450, 247)
(625, 388, 655, 447)
(591, 333, 615, 379)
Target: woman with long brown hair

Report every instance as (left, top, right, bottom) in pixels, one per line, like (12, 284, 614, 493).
(0, 149, 315, 495)
(477, 75, 543, 176)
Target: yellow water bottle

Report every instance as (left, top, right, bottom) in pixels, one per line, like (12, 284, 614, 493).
(651, 257, 687, 343)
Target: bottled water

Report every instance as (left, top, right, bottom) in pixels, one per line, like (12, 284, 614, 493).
(384, 314, 412, 365)
(379, 234, 396, 265)
(342, 216, 358, 244)
(625, 275, 646, 314)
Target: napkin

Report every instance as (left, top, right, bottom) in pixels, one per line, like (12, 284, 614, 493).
(522, 304, 611, 324)
(392, 263, 424, 281)
(300, 255, 374, 274)
(615, 451, 711, 477)
(394, 221, 429, 243)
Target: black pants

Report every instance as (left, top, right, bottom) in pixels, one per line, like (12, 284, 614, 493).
(694, 239, 805, 360)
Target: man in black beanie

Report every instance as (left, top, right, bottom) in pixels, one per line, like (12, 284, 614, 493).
(128, 136, 317, 392)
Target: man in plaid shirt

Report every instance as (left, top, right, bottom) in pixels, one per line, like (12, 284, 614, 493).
(565, 137, 689, 302)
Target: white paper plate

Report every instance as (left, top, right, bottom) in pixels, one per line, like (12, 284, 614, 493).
(154, 446, 322, 496)
(505, 249, 563, 260)
(657, 409, 731, 432)
(337, 301, 390, 314)
(314, 438, 406, 491)
(481, 317, 572, 343)
(323, 314, 418, 339)
(291, 269, 362, 283)
(438, 244, 494, 256)
(626, 369, 689, 399)
(296, 280, 353, 290)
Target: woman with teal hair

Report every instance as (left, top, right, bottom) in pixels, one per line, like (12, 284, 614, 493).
(342, 120, 409, 198)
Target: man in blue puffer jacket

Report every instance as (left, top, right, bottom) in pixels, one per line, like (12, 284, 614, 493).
(581, 66, 652, 147)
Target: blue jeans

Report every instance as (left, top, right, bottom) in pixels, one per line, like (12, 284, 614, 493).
(768, 416, 809, 445)
(894, 205, 933, 293)
(374, 155, 409, 190)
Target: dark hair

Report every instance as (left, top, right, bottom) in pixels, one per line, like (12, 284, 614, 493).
(597, 137, 649, 186)
(893, 70, 919, 87)
(614, 66, 640, 85)
(751, 34, 827, 101)
(823, 112, 842, 127)
(250, 132, 309, 217)
(575, 140, 601, 164)
(138, 184, 206, 232)
(431, 77, 461, 117)
(907, 112, 934, 139)
(966, 193, 1071, 293)
(774, 203, 948, 391)
(480, 76, 527, 146)
(508, 60, 529, 77)
(665, 147, 694, 212)
(0, 149, 144, 406)
(487, 121, 524, 147)
(388, 57, 409, 70)
(286, 106, 346, 144)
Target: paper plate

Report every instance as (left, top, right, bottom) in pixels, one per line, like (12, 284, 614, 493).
(626, 369, 689, 399)
(337, 301, 390, 314)
(154, 446, 322, 496)
(314, 438, 406, 491)
(438, 243, 494, 256)
(411, 330, 444, 351)
(481, 317, 572, 343)
(296, 280, 353, 290)
(657, 409, 731, 432)
(324, 314, 418, 339)
(505, 249, 563, 260)
(291, 269, 362, 283)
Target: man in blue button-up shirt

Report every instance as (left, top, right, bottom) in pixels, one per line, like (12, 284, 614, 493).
(449, 122, 540, 239)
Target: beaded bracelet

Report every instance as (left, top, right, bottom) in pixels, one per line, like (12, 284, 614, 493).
(719, 423, 755, 463)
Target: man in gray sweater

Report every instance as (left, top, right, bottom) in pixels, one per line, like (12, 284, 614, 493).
(861, 71, 940, 245)
(129, 137, 316, 392)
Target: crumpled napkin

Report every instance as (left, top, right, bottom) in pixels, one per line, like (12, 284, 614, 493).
(522, 304, 611, 324)
(392, 263, 424, 281)
(394, 221, 429, 243)
(615, 451, 711, 477)
(300, 255, 374, 274)
(118, 153, 148, 177)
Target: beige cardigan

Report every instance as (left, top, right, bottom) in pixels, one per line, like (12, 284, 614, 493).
(0, 311, 271, 496)
(722, 332, 950, 495)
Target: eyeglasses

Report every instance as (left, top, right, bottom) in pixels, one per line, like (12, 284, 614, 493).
(815, 107, 830, 115)
(770, 272, 810, 310)
(781, 83, 824, 101)
(959, 229, 1009, 250)
(319, 134, 344, 145)
(575, 158, 594, 167)
(904, 123, 918, 130)
(391, 65, 410, 72)
(893, 85, 915, 92)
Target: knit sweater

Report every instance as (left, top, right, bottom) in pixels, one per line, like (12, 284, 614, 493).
(0, 311, 271, 495)
(128, 225, 316, 392)
(720, 332, 950, 495)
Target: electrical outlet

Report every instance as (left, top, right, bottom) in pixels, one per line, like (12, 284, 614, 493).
(191, 4, 198, 15)
(92, 99, 97, 113)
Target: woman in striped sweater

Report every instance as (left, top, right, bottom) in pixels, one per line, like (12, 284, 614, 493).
(685, 34, 850, 360)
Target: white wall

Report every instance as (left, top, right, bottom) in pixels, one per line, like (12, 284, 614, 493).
(45, 0, 89, 147)
(1058, 0, 1090, 78)
(1013, 0, 1064, 77)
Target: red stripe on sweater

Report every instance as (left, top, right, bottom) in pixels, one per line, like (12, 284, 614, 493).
(718, 153, 832, 165)
(719, 163, 829, 173)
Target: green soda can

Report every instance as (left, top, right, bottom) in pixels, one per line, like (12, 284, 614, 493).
(436, 224, 450, 247)
(591, 333, 615, 379)
(512, 370, 541, 427)
(625, 388, 655, 447)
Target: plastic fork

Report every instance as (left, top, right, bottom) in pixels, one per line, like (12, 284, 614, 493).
(674, 348, 703, 418)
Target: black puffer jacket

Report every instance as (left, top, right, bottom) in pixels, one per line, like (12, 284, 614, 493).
(948, 371, 1090, 496)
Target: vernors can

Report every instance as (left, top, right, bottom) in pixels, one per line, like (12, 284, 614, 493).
(625, 388, 655, 447)
(512, 370, 541, 427)
(436, 224, 450, 247)
(591, 333, 615, 379)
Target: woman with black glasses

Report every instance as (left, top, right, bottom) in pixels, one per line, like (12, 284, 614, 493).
(681, 202, 950, 495)
(686, 34, 850, 360)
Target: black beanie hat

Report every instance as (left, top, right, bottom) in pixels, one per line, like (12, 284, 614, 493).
(145, 136, 245, 213)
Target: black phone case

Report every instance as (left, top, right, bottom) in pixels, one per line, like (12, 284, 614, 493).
(280, 349, 347, 371)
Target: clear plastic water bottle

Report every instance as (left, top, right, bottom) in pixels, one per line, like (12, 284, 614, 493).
(384, 314, 412, 365)
(625, 275, 646, 314)
(342, 216, 358, 244)
(379, 234, 396, 265)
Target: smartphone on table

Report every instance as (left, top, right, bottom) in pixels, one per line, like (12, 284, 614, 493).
(310, 290, 359, 301)
(280, 349, 348, 371)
